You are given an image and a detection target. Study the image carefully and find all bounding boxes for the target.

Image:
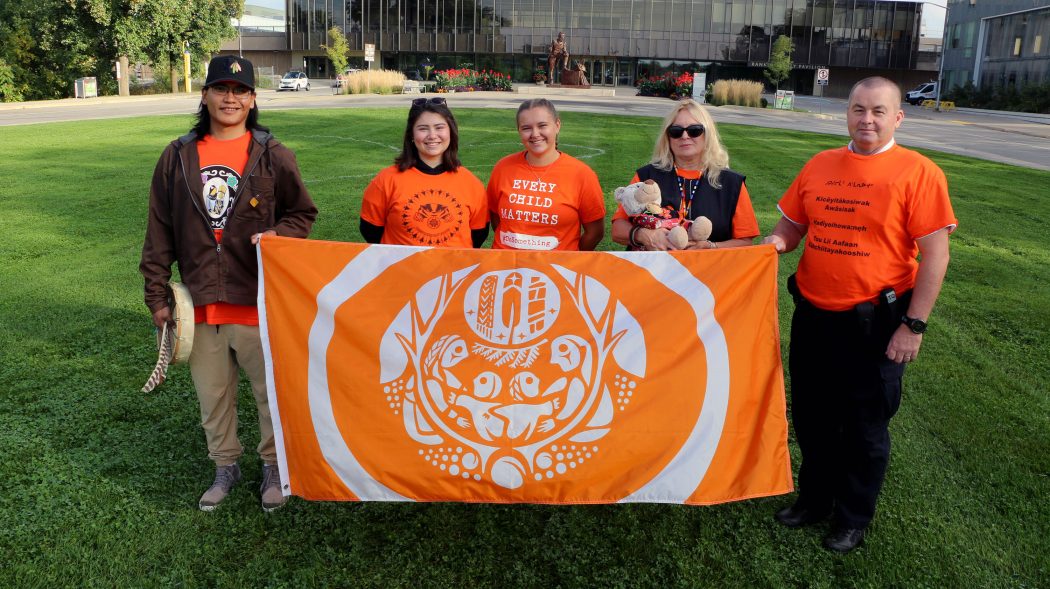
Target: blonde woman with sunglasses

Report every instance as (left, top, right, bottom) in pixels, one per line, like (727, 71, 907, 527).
(611, 98, 759, 251)
(359, 97, 489, 247)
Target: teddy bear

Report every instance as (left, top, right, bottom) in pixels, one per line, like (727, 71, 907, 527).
(614, 179, 712, 249)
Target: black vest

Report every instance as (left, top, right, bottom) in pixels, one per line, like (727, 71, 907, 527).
(636, 164, 745, 243)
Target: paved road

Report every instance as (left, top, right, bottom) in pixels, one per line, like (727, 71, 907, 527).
(2, 87, 1047, 170)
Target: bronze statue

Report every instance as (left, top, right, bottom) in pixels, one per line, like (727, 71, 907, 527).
(547, 32, 569, 84)
(560, 61, 590, 88)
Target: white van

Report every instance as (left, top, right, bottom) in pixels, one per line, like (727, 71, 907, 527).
(905, 82, 938, 105)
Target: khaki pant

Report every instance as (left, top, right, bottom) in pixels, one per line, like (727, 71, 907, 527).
(189, 323, 276, 466)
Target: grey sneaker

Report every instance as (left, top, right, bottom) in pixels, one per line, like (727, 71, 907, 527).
(260, 464, 288, 512)
(198, 463, 241, 511)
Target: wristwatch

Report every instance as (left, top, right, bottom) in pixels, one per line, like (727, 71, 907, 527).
(901, 315, 928, 334)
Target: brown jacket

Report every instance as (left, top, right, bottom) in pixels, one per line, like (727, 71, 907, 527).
(140, 129, 317, 313)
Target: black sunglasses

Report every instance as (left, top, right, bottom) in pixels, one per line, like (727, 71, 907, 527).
(411, 97, 447, 107)
(667, 124, 705, 139)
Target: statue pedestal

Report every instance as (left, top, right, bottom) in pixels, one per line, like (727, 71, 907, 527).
(514, 84, 615, 97)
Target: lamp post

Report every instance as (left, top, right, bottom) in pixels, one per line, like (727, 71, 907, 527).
(183, 40, 192, 93)
(933, 0, 951, 111)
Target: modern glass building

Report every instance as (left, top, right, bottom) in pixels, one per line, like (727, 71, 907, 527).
(941, 0, 1050, 92)
(224, 0, 938, 94)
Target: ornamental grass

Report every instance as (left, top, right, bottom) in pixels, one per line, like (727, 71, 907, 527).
(710, 79, 764, 107)
(339, 69, 406, 95)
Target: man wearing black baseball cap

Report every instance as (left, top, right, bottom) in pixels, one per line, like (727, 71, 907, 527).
(141, 55, 317, 512)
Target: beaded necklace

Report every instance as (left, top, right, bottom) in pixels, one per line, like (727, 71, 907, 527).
(673, 165, 702, 221)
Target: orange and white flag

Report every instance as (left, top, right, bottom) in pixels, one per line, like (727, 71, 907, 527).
(259, 237, 792, 504)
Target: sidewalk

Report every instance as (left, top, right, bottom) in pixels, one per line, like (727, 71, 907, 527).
(902, 104, 1050, 140)
(2, 89, 1047, 169)
(0, 92, 196, 111)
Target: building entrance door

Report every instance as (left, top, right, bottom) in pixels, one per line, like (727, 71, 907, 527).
(304, 56, 330, 80)
(583, 59, 618, 86)
(617, 59, 634, 86)
(579, 59, 625, 86)
(590, 60, 603, 85)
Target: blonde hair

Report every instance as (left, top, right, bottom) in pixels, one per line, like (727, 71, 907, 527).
(650, 99, 730, 189)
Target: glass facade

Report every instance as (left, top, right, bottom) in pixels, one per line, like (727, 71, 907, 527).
(942, 1, 1050, 92)
(979, 6, 1050, 88)
(276, 0, 924, 84)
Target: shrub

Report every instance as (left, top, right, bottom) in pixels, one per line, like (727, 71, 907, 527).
(946, 80, 1050, 114)
(434, 68, 512, 92)
(340, 69, 406, 95)
(475, 69, 513, 91)
(128, 80, 168, 96)
(0, 60, 23, 102)
(254, 73, 276, 90)
(533, 66, 547, 83)
(709, 79, 764, 107)
(636, 72, 693, 99)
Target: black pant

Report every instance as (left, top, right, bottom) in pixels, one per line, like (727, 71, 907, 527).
(788, 296, 906, 529)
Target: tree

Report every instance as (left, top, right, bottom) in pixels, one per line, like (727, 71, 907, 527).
(0, 0, 104, 100)
(0, 59, 22, 102)
(764, 35, 794, 91)
(322, 27, 350, 76)
(0, 0, 240, 100)
(141, 0, 241, 93)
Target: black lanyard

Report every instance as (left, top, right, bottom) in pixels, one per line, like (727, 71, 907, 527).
(673, 166, 701, 221)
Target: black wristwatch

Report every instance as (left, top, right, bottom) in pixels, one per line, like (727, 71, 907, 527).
(901, 315, 928, 334)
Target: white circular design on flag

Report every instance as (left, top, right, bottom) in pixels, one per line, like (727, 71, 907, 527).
(463, 269, 560, 345)
(305, 248, 729, 502)
(375, 265, 637, 489)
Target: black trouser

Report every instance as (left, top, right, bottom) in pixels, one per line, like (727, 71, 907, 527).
(788, 287, 908, 530)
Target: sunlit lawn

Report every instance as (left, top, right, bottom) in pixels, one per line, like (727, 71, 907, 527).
(0, 107, 1046, 587)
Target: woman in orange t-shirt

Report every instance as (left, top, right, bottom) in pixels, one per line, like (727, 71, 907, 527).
(610, 99, 759, 251)
(487, 98, 606, 251)
(360, 97, 489, 248)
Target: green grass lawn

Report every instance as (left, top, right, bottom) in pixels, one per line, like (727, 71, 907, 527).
(0, 107, 1047, 588)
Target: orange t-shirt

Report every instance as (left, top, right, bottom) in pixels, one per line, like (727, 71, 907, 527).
(612, 169, 760, 239)
(195, 132, 258, 325)
(360, 164, 488, 247)
(487, 152, 606, 250)
(778, 145, 957, 311)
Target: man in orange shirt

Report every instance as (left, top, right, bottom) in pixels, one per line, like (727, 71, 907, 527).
(141, 56, 317, 512)
(763, 77, 956, 553)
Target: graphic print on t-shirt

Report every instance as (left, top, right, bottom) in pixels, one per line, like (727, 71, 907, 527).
(777, 146, 957, 310)
(402, 188, 465, 246)
(201, 165, 241, 230)
(487, 153, 606, 251)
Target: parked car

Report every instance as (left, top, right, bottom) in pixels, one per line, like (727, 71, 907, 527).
(278, 71, 310, 91)
(905, 82, 938, 105)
